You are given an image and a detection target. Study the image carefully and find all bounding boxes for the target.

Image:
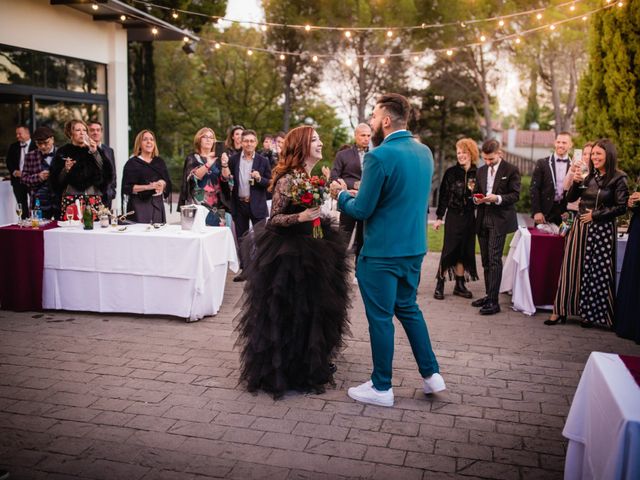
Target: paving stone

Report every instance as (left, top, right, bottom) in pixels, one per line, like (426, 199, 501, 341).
(305, 438, 367, 460)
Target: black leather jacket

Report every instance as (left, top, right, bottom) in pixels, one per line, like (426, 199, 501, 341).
(436, 164, 477, 219)
(566, 170, 629, 223)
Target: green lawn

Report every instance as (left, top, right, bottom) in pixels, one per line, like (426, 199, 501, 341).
(427, 227, 514, 256)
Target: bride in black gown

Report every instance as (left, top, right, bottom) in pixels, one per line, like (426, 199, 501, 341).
(235, 126, 351, 398)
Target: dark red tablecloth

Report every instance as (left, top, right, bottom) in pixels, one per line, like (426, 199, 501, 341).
(0, 222, 58, 311)
(528, 227, 565, 306)
(619, 355, 640, 388)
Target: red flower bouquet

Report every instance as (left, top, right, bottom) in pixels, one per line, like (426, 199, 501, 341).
(289, 172, 329, 238)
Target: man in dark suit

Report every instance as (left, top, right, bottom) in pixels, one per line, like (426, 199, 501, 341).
(530, 131, 573, 225)
(330, 123, 371, 257)
(5, 125, 35, 218)
(88, 121, 116, 209)
(472, 139, 521, 315)
(226, 129, 271, 281)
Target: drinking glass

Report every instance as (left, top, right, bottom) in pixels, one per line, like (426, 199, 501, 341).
(15, 204, 22, 226)
(467, 177, 476, 192)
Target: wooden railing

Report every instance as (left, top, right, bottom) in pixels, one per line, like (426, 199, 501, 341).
(503, 151, 536, 176)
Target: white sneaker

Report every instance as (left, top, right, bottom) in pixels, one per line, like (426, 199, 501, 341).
(423, 373, 446, 394)
(348, 380, 394, 407)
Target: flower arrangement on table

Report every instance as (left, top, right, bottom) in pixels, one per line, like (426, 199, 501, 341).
(289, 172, 329, 238)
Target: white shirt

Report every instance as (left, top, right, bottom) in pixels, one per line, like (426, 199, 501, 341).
(19, 139, 32, 171)
(553, 155, 570, 202)
(238, 151, 254, 198)
(485, 159, 503, 205)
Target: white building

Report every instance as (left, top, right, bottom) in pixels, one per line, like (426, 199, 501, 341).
(0, 0, 196, 206)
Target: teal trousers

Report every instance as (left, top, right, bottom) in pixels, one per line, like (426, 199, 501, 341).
(356, 255, 440, 391)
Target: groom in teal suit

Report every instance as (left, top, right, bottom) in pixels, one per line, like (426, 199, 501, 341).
(332, 93, 445, 407)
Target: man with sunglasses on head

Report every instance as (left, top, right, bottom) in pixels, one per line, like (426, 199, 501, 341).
(21, 126, 60, 220)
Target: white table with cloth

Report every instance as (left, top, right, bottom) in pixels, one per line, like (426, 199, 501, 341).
(0, 180, 17, 227)
(563, 352, 640, 480)
(42, 224, 239, 321)
(500, 226, 536, 315)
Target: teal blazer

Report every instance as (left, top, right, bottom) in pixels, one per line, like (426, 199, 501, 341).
(338, 130, 433, 258)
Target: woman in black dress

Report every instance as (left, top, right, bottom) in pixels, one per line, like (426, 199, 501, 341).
(178, 127, 230, 226)
(50, 119, 113, 219)
(433, 138, 479, 300)
(224, 125, 244, 157)
(235, 125, 350, 398)
(122, 130, 172, 224)
(564, 139, 628, 328)
(615, 183, 640, 343)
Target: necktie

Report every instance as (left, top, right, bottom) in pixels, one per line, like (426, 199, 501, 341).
(490, 165, 495, 176)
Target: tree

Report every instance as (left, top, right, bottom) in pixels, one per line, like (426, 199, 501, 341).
(263, 0, 324, 131)
(125, 0, 227, 147)
(577, 1, 640, 177)
(523, 65, 540, 128)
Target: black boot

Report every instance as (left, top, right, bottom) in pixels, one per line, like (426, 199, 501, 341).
(453, 275, 473, 299)
(434, 276, 445, 300)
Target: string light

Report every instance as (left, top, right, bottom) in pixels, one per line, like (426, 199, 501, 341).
(582, 15, 588, 20)
(386, 30, 393, 37)
(120, 14, 126, 21)
(151, 27, 158, 35)
(498, 20, 505, 27)
(261, 25, 267, 32)
(91, 3, 99, 11)
(345, 58, 353, 66)
(379, 58, 386, 64)
(618, 1, 624, 6)
(479, 34, 487, 42)
(412, 55, 419, 62)
(549, 24, 556, 30)
(171, 10, 178, 19)
(312, 55, 318, 62)
(536, 13, 543, 20)
(214, 42, 221, 49)
(344, 30, 352, 38)
(247, 49, 254, 56)
(515, 37, 521, 44)
(304, 25, 311, 32)
(570, 3, 576, 11)
(446, 49, 453, 56)
(183, 36, 189, 42)
(279, 54, 285, 60)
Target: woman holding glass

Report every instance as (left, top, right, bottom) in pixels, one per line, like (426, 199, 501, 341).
(432, 138, 479, 300)
(121, 130, 172, 224)
(178, 127, 231, 226)
(547, 139, 628, 328)
(545, 142, 593, 325)
(50, 119, 113, 219)
(224, 125, 244, 157)
(615, 178, 640, 343)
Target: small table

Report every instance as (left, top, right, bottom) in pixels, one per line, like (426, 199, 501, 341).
(0, 221, 58, 311)
(0, 180, 17, 226)
(563, 352, 640, 480)
(500, 226, 565, 315)
(43, 224, 239, 321)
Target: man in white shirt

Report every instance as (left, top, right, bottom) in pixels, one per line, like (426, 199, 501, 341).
(530, 132, 573, 225)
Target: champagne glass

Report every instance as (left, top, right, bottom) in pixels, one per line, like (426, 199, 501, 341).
(467, 177, 476, 192)
(16, 204, 23, 226)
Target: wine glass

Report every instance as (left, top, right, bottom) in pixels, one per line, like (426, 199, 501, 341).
(467, 177, 476, 192)
(15, 204, 23, 226)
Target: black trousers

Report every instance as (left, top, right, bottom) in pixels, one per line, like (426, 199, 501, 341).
(12, 183, 29, 219)
(477, 223, 507, 303)
(234, 201, 266, 269)
(339, 212, 362, 259)
(546, 201, 565, 226)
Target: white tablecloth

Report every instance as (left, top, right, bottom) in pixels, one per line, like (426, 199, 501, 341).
(500, 227, 536, 315)
(563, 352, 640, 480)
(43, 224, 239, 321)
(0, 181, 17, 227)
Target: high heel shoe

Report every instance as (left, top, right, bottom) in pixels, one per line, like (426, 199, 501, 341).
(544, 315, 566, 325)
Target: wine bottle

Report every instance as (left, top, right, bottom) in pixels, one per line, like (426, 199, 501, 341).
(83, 199, 94, 230)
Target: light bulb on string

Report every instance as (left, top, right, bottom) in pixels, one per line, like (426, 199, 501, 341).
(304, 25, 311, 32)
(183, 36, 189, 42)
(446, 49, 453, 56)
(379, 57, 386, 64)
(344, 30, 352, 38)
(312, 55, 318, 62)
(413, 55, 419, 62)
(120, 15, 126, 21)
(261, 25, 267, 32)
(171, 10, 178, 19)
(479, 34, 487, 42)
(515, 37, 521, 44)
(91, 4, 99, 11)
(247, 49, 254, 56)
(386, 30, 393, 38)
(279, 54, 285, 60)
(498, 20, 505, 27)
(570, 3, 576, 11)
(345, 58, 353, 66)
(214, 42, 221, 49)
(582, 15, 588, 21)
(618, 1, 624, 6)
(151, 27, 158, 35)
(549, 24, 556, 30)
(536, 13, 543, 20)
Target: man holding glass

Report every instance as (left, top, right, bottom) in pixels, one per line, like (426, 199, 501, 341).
(21, 127, 59, 221)
(530, 131, 573, 225)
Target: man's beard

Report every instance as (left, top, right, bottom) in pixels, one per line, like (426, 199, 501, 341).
(371, 124, 385, 147)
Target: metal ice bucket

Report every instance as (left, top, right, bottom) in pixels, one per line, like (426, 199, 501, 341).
(180, 205, 198, 231)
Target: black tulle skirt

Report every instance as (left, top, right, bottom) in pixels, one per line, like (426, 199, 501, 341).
(235, 216, 351, 398)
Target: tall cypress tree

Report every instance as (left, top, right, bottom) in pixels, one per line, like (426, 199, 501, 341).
(577, 1, 640, 177)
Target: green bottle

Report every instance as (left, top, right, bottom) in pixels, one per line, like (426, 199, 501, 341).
(83, 199, 94, 230)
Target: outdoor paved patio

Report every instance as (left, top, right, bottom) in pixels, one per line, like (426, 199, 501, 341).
(1, 253, 639, 479)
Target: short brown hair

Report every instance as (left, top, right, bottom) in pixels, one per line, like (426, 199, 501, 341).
(193, 127, 216, 152)
(456, 138, 479, 165)
(64, 119, 88, 139)
(241, 129, 258, 139)
(557, 131, 572, 139)
(481, 138, 501, 154)
(376, 93, 411, 127)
